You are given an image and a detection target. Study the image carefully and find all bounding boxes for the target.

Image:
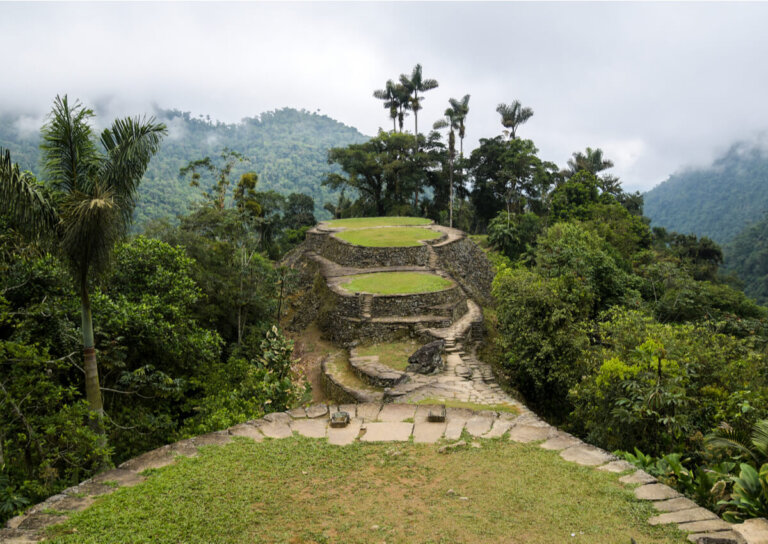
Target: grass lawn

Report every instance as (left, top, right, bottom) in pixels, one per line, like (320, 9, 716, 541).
(335, 227, 441, 247)
(326, 216, 432, 228)
(45, 437, 686, 544)
(357, 339, 423, 371)
(341, 272, 453, 295)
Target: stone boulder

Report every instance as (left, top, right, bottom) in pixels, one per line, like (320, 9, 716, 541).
(406, 340, 445, 374)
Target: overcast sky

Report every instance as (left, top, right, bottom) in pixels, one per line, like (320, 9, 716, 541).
(3, 1, 768, 192)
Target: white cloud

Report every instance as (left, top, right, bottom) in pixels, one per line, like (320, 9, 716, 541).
(2, 2, 768, 191)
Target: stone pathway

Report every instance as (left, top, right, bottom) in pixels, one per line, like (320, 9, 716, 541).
(5, 402, 766, 544)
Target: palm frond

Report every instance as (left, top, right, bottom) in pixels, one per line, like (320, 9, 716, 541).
(99, 116, 166, 227)
(59, 182, 120, 290)
(705, 422, 761, 465)
(41, 95, 99, 194)
(751, 419, 768, 460)
(0, 147, 58, 240)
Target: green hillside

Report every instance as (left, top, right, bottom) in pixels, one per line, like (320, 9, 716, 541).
(0, 107, 369, 224)
(644, 142, 768, 244)
(723, 213, 768, 303)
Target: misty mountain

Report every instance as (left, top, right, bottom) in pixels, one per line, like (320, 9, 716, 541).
(0, 107, 369, 224)
(644, 141, 768, 244)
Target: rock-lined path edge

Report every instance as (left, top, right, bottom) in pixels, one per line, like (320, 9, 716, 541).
(3, 402, 767, 544)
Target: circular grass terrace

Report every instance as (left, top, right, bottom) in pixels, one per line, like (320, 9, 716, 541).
(325, 216, 432, 228)
(334, 226, 441, 247)
(340, 271, 453, 295)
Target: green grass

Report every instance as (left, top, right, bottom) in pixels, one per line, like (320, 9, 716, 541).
(326, 216, 432, 228)
(334, 227, 441, 247)
(341, 272, 453, 295)
(415, 398, 520, 414)
(45, 437, 686, 544)
(357, 339, 423, 371)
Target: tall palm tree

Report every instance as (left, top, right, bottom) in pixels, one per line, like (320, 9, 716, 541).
(566, 147, 614, 176)
(496, 100, 534, 140)
(393, 83, 412, 132)
(0, 95, 166, 420)
(448, 95, 470, 160)
(373, 80, 398, 132)
(434, 106, 460, 228)
(399, 64, 439, 147)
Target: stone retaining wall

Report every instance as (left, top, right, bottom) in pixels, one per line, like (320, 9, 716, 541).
(309, 229, 432, 268)
(434, 237, 495, 306)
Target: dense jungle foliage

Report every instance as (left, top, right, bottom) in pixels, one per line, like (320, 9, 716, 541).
(0, 107, 367, 226)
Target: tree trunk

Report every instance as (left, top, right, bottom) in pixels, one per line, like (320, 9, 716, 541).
(81, 289, 103, 418)
(449, 155, 454, 228)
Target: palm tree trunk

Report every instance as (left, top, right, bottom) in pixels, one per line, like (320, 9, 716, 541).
(449, 156, 454, 228)
(80, 288, 103, 418)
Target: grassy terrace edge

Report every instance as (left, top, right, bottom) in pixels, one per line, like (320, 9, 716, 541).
(334, 226, 442, 247)
(325, 216, 432, 228)
(43, 437, 686, 544)
(340, 271, 454, 295)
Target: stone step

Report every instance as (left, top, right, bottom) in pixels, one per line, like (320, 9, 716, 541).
(322, 356, 385, 404)
(348, 354, 409, 388)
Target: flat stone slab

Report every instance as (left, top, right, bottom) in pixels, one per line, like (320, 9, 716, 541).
(465, 414, 495, 437)
(290, 418, 328, 439)
(228, 423, 264, 441)
(559, 445, 614, 466)
(287, 407, 307, 418)
(483, 418, 514, 438)
(509, 424, 554, 443)
(357, 403, 382, 422)
(17, 513, 67, 531)
(256, 420, 293, 439)
(92, 468, 145, 487)
(597, 459, 636, 473)
(734, 517, 768, 543)
(194, 431, 232, 447)
(620, 470, 657, 485)
(305, 404, 329, 418)
(361, 422, 413, 442)
(678, 519, 733, 533)
(540, 432, 582, 451)
(649, 508, 718, 525)
(444, 416, 468, 440)
(413, 420, 447, 443)
(263, 411, 293, 424)
(46, 495, 94, 512)
(327, 418, 363, 446)
(119, 442, 192, 472)
(378, 403, 416, 422)
(654, 497, 700, 512)
(688, 531, 746, 543)
(0, 528, 44, 543)
(635, 483, 681, 501)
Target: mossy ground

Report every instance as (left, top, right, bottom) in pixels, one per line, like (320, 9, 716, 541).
(341, 272, 453, 295)
(334, 227, 441, 247)
(45, 437, 686, 544)
(357, 339, 423, 371)
(326, 216, 432, 228)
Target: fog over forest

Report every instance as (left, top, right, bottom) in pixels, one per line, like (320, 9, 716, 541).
(3, 2, 768, 192)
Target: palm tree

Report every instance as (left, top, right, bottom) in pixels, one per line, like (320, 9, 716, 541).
(399, 64, 439, 147)
(373, 80, 399, 132)
(566, 147, 614, 176)
(448, 95, 470, 160)
(393, 83, 412, 132)
(496, 100, 534, 140)
(434, 106, 460, 228)
(0, 95, 166, 420)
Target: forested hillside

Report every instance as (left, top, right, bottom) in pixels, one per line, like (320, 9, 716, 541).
(724, 213, 768, 303)
(644, 141, 768, 244)
(0, 107, 369, 224)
